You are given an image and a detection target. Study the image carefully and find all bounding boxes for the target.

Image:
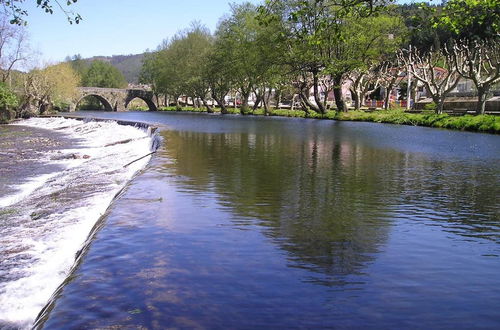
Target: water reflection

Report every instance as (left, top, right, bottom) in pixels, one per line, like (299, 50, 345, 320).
(160, 127, 499, 277)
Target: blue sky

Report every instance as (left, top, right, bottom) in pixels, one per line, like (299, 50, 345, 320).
(23, 0, 430, 63)
(24, 0, 259, 63)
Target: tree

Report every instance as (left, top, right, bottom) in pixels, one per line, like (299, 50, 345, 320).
(21, 62, 79, 115)
(179, 24, 214, 112)
(0, 82, 17, 107)
(0, 14, 30, 83)
(450, 40, 500, 115)
(205, 43, 233, 114)
(398, 46, 461, 114)
(140, 50, 163, 104)
(336, 13, 405, 110)
(215, 2, 283, 115)
(81, 60, 127, 88)
(261, 0, 403, 113)
(437, 0, 500, 42)
(349, 66, 381, 110)
(66, 54, 88, 77)
(377, 59, 403, 110)
(1, 0, 82, 25)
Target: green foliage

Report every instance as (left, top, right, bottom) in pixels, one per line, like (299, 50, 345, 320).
(423, 103, 437, 111)
(396, 2, 453, 51)
(141, 23, 213, 107)
(81, 60, 127, 88)
(0, 83, 18, 108)
(437, 0, 500, 41)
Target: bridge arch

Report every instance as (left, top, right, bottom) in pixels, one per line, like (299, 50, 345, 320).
(75, 94, 114, 111)
(125, 95, 157, 111)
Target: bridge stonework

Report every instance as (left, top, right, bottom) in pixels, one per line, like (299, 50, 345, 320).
(70, 87, 157, 112)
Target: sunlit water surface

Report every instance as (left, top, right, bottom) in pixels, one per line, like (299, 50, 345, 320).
(12, 112, 500, 329)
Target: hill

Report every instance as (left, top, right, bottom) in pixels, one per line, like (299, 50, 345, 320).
(83, 53, 144, 84)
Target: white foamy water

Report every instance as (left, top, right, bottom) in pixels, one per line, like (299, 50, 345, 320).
(0, 117, 154, 329)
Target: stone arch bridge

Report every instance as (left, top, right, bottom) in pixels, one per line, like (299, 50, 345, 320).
(70, 87, 157, 112)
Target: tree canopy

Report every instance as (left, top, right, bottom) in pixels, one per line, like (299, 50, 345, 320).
(81, 60, 128, 88)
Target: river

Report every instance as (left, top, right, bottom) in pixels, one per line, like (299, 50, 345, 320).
(2, 111, 500, 329)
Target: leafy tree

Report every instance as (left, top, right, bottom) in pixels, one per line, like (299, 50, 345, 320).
(396, 2, 452, 52)
(179, 24, 214, 112)
(215, 2, 283, 114)
(0, 82, 18, 108)
(81, 60, 127, 88)
(338, 13, 406, 110)
(139, 51, 163, 103)
(437, 0, 500, 41)
(21, 62, 79, 115)
(204, 40, 233, 114)
(65, 54, 88, 77)
(261, 0, 403, 112)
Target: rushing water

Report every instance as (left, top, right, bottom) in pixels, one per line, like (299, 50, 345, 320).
(0, 117, 154, 329)
(3, 112, 500, 329)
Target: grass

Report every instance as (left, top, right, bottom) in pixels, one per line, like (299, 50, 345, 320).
(334, 110, 500, 133)
(156, 106, 500, 134)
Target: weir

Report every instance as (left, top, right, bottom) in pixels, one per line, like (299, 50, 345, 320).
(0, 116, 157, 328)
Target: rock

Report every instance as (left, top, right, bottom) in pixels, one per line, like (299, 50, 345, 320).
(0, 107, 16, 124)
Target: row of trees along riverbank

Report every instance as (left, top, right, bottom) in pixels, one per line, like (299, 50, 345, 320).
(140, 0, 499, 116)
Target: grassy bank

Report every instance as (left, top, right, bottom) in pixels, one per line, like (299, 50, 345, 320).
(155, 106, 500, 134)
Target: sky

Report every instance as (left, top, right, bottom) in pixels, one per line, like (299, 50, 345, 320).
(24, 0, 259, 63)
(22, 0, 430, 64)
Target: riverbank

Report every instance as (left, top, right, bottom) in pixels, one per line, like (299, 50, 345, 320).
(148, 106, 500, 134)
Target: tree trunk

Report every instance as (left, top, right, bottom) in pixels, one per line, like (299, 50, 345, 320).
(253, 92, 262, 110)
(433, 96, 444, 114)
(262, 93, 270, 116)
(201, 96, 214, 113)
(312, 70, 326, 114)
(383, 81, 395, 110)
(240, 90, 250, 114)
(350, 88, 361, 110)
(263, 87, 272, 115)
(299, 90, 319, 112)
(333, 87, 347, 112)
(332, 75, 347, 112)
(476, 87, 488, 115)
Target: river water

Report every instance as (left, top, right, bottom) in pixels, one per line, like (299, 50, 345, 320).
(0, 117, 154, 329)
(2, 112, 500, 329)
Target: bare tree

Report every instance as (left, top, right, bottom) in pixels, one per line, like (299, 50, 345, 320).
(398, 47, 461, 114)
(451, 39, 500, 115)
(378, 60, 404, 110)
(349, 66, 381, 110)
(0, 14, 29, 84)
